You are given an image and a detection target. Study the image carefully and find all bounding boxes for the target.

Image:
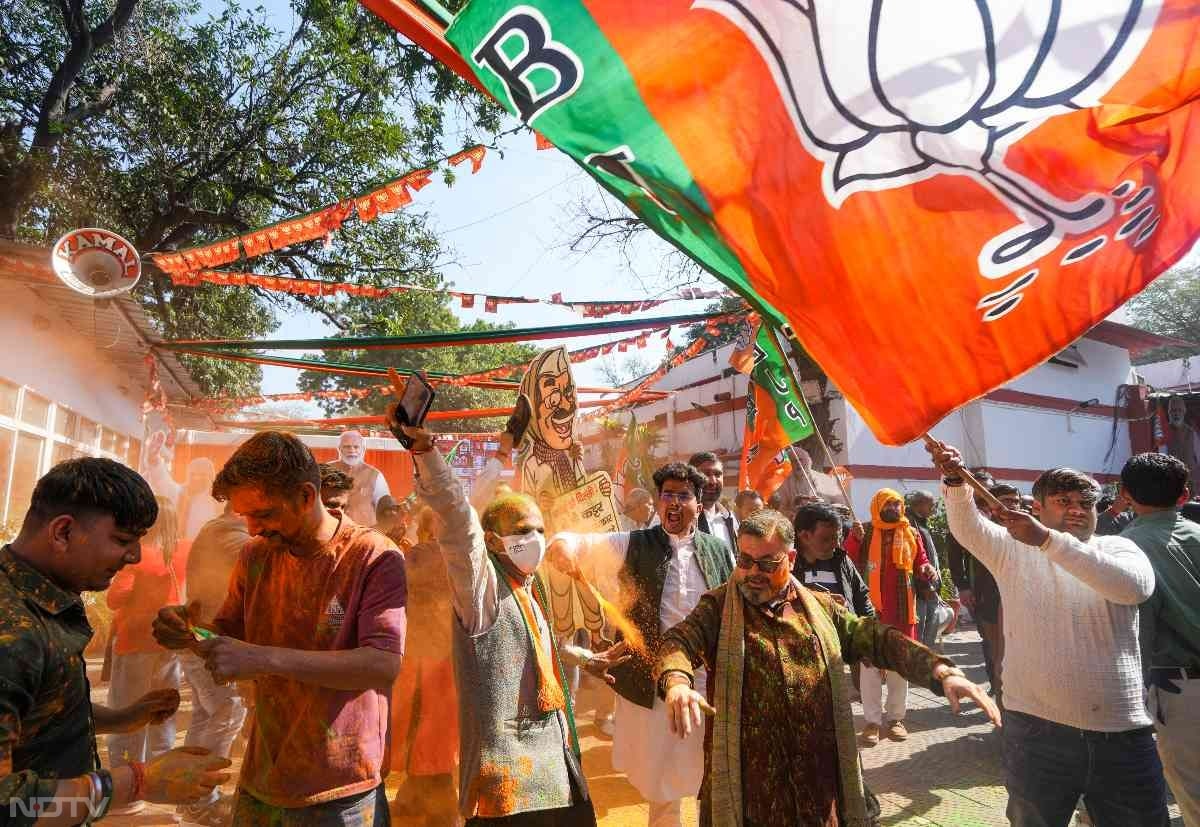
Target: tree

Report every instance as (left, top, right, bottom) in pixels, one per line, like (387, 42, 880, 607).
(2, 0, 507, 396)
(296, 295, 540, 433)
(597, 354, 652, 387)
(1126, 264, 1200, 364)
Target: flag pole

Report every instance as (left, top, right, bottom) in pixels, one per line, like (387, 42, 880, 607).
(767, 323, 859, 523)
(918, 434, 1004, 510)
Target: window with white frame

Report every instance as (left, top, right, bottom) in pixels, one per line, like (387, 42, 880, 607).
(0, 377, 138, 528)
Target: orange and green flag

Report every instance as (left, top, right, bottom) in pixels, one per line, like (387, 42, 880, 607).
(435, 0, 1200, 445)
(731, 319, 814, 499)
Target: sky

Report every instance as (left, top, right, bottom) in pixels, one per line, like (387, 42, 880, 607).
(257, 128, 724, 404)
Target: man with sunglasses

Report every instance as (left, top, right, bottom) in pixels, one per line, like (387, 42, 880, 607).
(655, 509, 998, 826)
(927, 440, 1167, 827)
(547, 462, 732, 827)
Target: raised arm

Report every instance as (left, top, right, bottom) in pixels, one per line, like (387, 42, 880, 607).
(411, 434, 500, 636)
(942, 484, 1014, 575)
(547, 531, 631, 588)
(1040, 532, 1155, 605)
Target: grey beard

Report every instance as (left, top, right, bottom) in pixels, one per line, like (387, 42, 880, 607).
(736, 579, 771, 606)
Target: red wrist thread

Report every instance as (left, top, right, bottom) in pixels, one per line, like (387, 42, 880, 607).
(129, 761, 146, 801)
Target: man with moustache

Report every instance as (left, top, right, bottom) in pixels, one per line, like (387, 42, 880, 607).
(330, 429, 391, 526)
(655, 509, 997, 826)
(689, 452, 739, 558)
(548, 462, 733, 827)
(153, 431, 407, 824)
(928, 440, 1167, 827)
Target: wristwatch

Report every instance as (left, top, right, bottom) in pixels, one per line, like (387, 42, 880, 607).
(943, 476, 965, 487)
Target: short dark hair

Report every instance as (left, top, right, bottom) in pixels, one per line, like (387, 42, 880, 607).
(319, 463, 354, 492)
(793, 502, 841, 534)
(653, 462, 706, 500)
(1121, 453, 1190, 508)
(738, 508, 795, 547)
(1032, 468, 1100, 505)
(213, 431, 320, 501)
(906, 490, 935, 507)
(688, 451, 720, 468)
(734, 489, 762, 507)
(970, 468, 996, 487)
(990, 483, 1021, 499)
(27, 457, 157, 534)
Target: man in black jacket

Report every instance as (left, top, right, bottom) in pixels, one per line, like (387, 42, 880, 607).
(792, 503, 874, 618)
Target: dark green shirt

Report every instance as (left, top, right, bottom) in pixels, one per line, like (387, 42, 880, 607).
(1122, 511, 1200, 671)
(0, 545, 99, 824)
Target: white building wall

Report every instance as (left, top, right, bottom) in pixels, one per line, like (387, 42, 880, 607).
(0, 282, 147, 525)
(584, 336, 1139, 516)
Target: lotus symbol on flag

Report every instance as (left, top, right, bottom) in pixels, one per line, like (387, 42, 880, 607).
(697, 0, 1162, 277)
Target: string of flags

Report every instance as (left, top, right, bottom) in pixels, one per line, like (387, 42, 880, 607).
(148, 143, 499, 276)
(193, 324, 677, 412)
(165, 267, 731, 319)
(150, 129, 549, 278)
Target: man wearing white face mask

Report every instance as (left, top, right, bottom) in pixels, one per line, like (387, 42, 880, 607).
(394, 417, 599, 826)
(331, 430, 390, 527)
(547, 462, 733, 827)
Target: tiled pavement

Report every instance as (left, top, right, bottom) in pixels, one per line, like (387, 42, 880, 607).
(92, 625, 1182, 826)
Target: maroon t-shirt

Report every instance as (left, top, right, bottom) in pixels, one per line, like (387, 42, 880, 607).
(214, 517, 406, 807)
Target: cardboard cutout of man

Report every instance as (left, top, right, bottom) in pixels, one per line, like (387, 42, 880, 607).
(331, 430, 390, 527)
(513, 347, 608, 637)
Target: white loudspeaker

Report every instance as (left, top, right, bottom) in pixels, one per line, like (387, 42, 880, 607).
(50, 228, 142, 297)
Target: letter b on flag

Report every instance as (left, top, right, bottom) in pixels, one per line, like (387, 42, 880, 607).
(473, 6, 583, 123)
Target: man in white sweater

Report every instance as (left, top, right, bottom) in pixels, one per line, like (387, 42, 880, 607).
(927, 440, 1168, 827)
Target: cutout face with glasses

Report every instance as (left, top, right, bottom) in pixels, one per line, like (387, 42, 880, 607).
(656, 478, 700, 536)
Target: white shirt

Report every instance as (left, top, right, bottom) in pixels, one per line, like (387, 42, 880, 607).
(553, 529, 708, 630)
(944, 484, 1155, 731)
(702, 503, 738, 555)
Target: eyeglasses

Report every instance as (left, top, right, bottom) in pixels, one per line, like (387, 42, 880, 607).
(659, 491, 696, 504)
(735, 554, 789, 573)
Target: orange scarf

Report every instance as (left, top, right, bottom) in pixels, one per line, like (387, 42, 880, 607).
(505, 571, 567, 714)
(868, 489, 919, 626)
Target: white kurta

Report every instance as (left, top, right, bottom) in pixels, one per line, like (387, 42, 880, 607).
(558, 529, 708, 803)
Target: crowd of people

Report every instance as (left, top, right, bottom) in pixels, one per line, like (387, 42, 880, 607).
(1, 416, 1198, 827)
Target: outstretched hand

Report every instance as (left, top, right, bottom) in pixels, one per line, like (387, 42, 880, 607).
(583, 640, 632, 685)
(665, 683, 715, 739)
(942, 674, 1003, 727)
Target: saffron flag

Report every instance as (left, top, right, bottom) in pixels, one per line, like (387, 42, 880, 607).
(442, 1, 1200, 444)
(734, 323, 816, 500)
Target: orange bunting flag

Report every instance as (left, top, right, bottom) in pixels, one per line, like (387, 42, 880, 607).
(444, 0, 1200, 445)
(448, 145, 488, 174)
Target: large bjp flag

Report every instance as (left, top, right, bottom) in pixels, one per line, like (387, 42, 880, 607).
(391, 1, 1200, 444)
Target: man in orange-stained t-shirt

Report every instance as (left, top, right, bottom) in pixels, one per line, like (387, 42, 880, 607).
(154, 431, 407, 826)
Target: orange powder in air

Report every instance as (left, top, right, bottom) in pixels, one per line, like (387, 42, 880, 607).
(572, 573, 646, 656)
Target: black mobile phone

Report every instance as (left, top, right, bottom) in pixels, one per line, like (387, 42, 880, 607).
(391, 373, 436, 449)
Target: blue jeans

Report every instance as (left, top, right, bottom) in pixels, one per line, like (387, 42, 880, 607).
(1002, 710, 1168, 827)
(232, 785, 390, 826)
